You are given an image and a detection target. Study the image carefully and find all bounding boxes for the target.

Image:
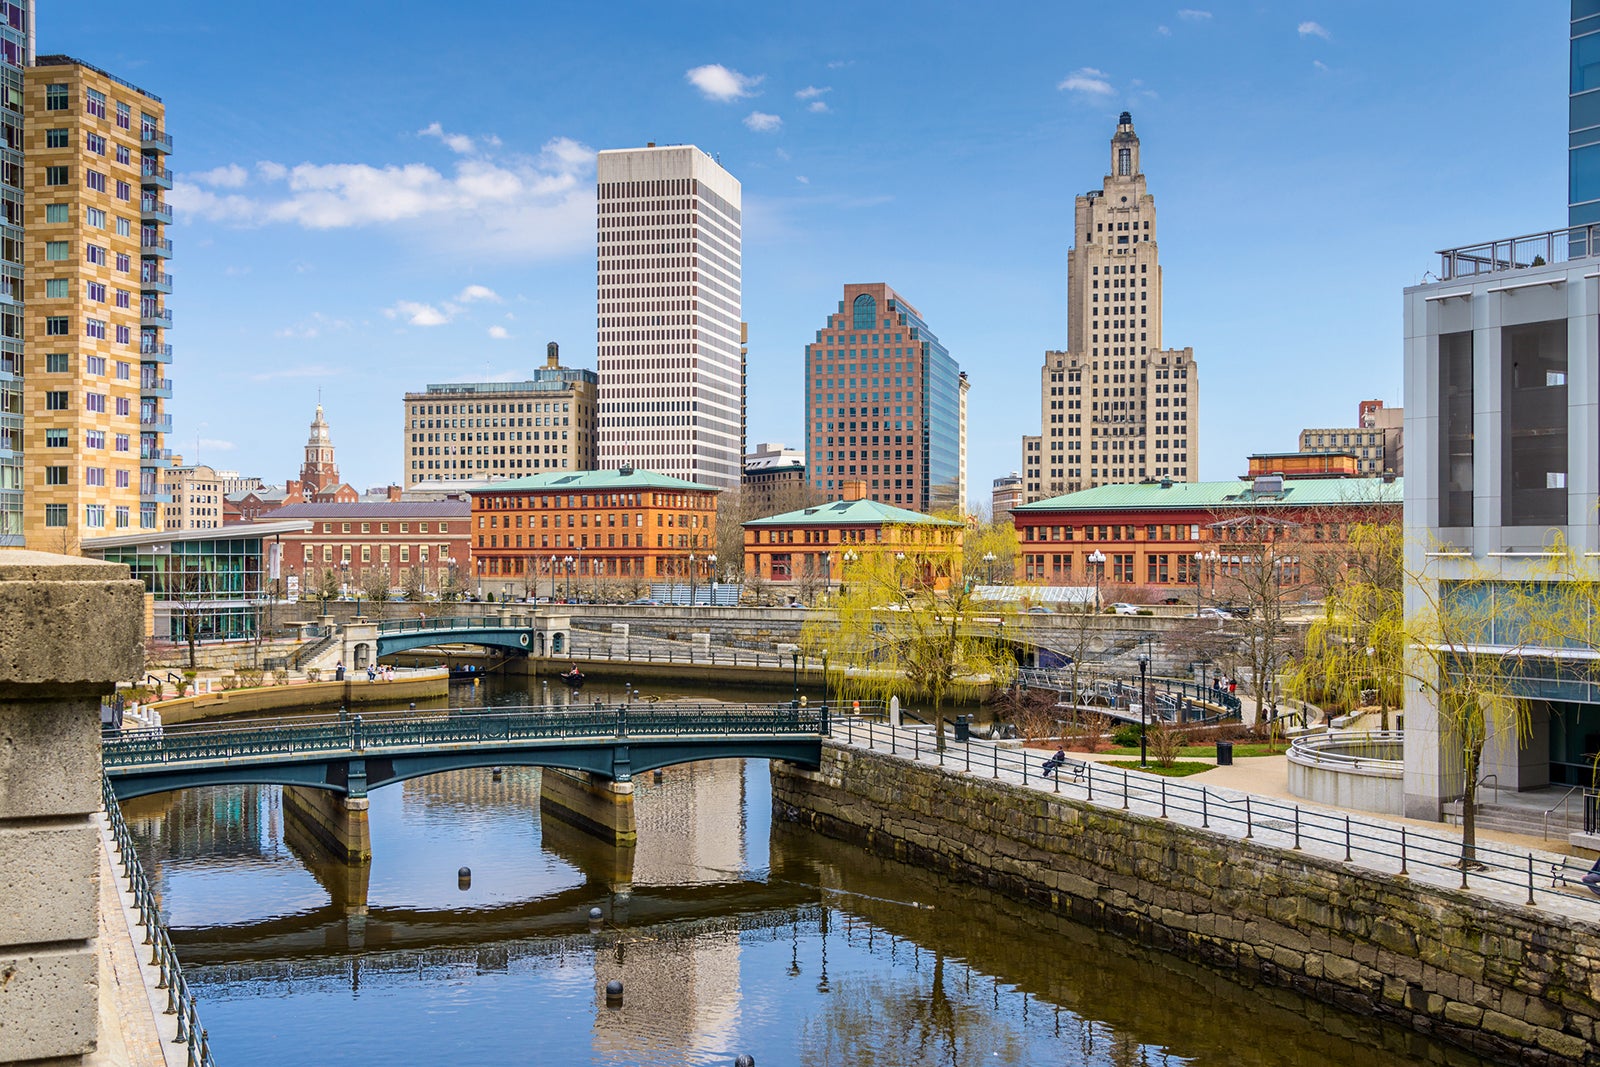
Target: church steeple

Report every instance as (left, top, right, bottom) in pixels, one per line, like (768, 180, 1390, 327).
(300, 403, 340, 495)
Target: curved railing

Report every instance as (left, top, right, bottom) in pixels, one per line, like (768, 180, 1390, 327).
(102, 776, 218, 1065)
(1288, 730, 1404, 769)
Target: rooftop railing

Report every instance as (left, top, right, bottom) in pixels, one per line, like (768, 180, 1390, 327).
(1436, 225, 1600, 281)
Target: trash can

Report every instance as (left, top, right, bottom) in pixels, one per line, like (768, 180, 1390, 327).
(1216, 740, 1233, 766)
(954, 715, 970, 742)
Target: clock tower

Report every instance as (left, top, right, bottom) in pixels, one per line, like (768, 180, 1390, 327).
(300, 403, 340, 496)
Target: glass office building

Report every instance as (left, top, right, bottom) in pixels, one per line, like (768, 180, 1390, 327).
(1573, 2, 1600, 229)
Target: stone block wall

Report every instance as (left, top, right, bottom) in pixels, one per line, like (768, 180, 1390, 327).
(0, 552, 144, 1064)
(772, 744, 1600, 1066)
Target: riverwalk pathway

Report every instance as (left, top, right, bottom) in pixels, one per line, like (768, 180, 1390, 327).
(832, 717, 1600, 924)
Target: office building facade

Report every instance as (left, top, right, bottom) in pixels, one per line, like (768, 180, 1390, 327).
(1023, 112, 1199, 503)
(22, 55, 171, 547)
(596, 145, 743, 489)
(802, 283, 964, 513)
(161, 462, 222, 530)
(0, 7, 28, 545)
(403, 342, 597, 487)
(1574, 2, 1600, 231)
(1298, 399, 1404, 477)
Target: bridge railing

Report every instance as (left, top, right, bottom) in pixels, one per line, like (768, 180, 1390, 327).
(101, 776, 218, 1065)
(568, 642, 823, 670)
(1017, 669, 1243, 718)
(377, 615, 529, 634)
(102, 701, 854, 771)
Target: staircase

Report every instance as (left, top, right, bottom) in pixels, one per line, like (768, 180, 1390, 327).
(1443, 785, 1588, 841)
(294, 629, 341, 671)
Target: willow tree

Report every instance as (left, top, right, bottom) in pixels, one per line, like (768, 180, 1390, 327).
(800, 540, 1015, 750)
(1286, 522, 1405, 729)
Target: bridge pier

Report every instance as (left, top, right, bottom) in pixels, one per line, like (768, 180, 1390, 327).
(282, 786, 372, 864)
(539, 770, 637, 845)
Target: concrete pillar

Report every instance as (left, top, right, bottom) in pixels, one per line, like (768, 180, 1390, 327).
(691, 632, 710, 659)
(610, 622, 630, 658)
(539, 769, 637, 844)
(282, 785, 372, 863)
(0, 551, 143, 1064)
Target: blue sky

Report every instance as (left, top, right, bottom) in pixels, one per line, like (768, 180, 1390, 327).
(51, 1, 1566, 507)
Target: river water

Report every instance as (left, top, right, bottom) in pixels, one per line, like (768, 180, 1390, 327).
(123, 677, 1491, 1066)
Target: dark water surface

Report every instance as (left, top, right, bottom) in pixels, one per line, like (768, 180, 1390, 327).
(124, 679, 1492, 1067)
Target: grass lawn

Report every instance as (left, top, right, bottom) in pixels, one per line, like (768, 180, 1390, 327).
(1104, 760, 1214, 777)
(1100, 743, 1284, 759)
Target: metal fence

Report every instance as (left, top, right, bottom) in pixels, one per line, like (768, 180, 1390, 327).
(567, 642, 816, 670)
(834, 717, 1600, 912)
(101, 775, 218, 1065)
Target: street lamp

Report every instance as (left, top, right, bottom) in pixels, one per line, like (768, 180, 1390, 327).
(1138, 654, 1149, 768)
(821, 647, 829, 706)
(563, 555, 574, 602)
(841, 549, 858, 598)
(1202, 549, 1220, 608)
(708, 553, 718, 604)
(982, 551, 996, 585)
(688, 552, 697, 608)
(548, 555, 557, 602)
(1088, 549, 1106, 611)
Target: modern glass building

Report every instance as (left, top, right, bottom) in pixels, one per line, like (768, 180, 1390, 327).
(1573, 2, 1600, 229)
(82, 520, 308, 643)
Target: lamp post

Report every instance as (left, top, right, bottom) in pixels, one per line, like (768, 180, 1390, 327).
(563, 555, 574, 602)
(547, 555, 557, 602)
(841, 549, 857, 598)
(1088, 549, 1106, 611)
(821, 647, 829, 706)
(688, 553, 697, 608)
(707, 553, 718, 605)
(1138, 655, 1149, 768)
(982, 551, 996, 585)
(1203, 549, 1220, 608)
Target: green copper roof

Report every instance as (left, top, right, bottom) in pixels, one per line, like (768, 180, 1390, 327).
(1014, 477, 1402, 513)
(744, 497, 962, 528)
(471, 468, 721, 494)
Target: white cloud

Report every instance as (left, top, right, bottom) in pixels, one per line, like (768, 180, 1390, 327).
(198, 438, 237, 452)
(1057, 67, 1115, 95)
(385, 300, 451, 327)
(775, 148, 791, 162)
(826, 59, 852, 69)
(1177, 9, 1212, 20)
(744, 111, 783, 132)
(808, 101, 829, 113)
(169, 136, 598, 261)
(419, 121, 477, 154)
(1156, 24, 1171, 35)
(685, 64, 763, 101)
(487, 325, 510, 340)
(1313, 59, 1329, 72)
(456, 284, 501, 303)
(795, 85, 831, 100)
(1298, 20, 1330, 39)
(796, 175, 810, 184)
(273, 312, 350, 339)
(190, 164, 248, 188)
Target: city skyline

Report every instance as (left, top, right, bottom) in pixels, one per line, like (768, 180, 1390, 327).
(43, 2, 1566, 507)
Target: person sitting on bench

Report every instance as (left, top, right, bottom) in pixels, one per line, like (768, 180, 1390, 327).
(1042, 746, 1068, 777)
(1584, 855, 1600, 897)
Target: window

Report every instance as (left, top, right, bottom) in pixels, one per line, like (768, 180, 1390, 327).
(115, 145, 129, 166)
(1439, 331, 1472, 527)
(45, 165, 67, 185)
(85, 393, 105, 413)
(1118, 147, 1131, 176)
(45, 240, 68, 261)
(116, 102, 130, 129)
(85, 88, 107, 119)
(86, 244, 106, 265)
(115, 180, 130, 201)
(1502, 320, 1568, 528)
(115, 217, 130, 237)
(45, 278, 67, 298)
(45, 203, 67, 223)
(85, 355, 105, 375)
(45, 127, 67, 147)
(87, 281, 105, 302)
(852, 293, 877, 330)
(85, 170, 106, 193)
(114, 433, 129, 451)
(45, 316, 67, 336)
(84, 467, 105, 487)
(45, 429, 67, 447)
(44, 466, 67, 485)
(45, 84, 68, 111)
(115, 362, 129, 380)
(85, 207, 105, 228)
(115, 253, 130, 272)
(44, 504, 67, 527)
(84, 505, 104, 528)
(114, 396, 129, 416)
(85, 318, 106, 339)
(85, 132, 106, 155)
(46, 353, 68, 372)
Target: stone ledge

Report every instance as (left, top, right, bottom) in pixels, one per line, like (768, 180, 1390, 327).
(0, 552, 143, 690)
(0, 944, 97, 1061)
(0, 823, 97, 946)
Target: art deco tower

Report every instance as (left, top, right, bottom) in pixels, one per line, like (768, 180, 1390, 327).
(1022, 112, 1198, 503)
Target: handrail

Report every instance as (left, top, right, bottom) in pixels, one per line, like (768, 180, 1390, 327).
(102, 776, 217, 1065)
(1477, 773, 1499, 807)
(1544, 784, 1583, 841)
(1288, 731, 1404, 770)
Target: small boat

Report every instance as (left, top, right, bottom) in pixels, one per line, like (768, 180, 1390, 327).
(559, 667, 585, 688)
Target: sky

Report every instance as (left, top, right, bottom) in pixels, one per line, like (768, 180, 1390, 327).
(48, 1, 1568, 509)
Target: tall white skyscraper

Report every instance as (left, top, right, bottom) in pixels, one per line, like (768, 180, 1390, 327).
(596, 145, 743, 489)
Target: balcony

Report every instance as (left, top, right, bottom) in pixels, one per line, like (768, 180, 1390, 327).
(140, 377, 172, 399)
(140, 270, 173, 294)
(140, 197, 172, 224)
(141, 164, 172, 190)
(140, 412, 172, 433)
(141, 236, 173, 259)
(140, 127, 173, 154)
(1436, 225, 1599, 282)
(139, 341, 173, 362)
(139, 447, 174, 468)
(140, 307, 172, 329)
(141, 491, 173, 504)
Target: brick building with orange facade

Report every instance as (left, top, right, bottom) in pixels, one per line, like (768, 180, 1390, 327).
(1011, 475, 1400, 596)
(468, 466, 720, 599)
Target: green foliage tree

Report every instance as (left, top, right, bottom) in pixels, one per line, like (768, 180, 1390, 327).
(801, 540, 1016, 749)
(314, 566, 342, 613)
(945, 510, 1020, 587)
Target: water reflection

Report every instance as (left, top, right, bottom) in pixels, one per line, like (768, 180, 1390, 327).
(127, 759, 1490, 1067)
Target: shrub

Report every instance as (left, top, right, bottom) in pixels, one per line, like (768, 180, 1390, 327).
(306, 668, 322, 682)
(1147, 720, 1184, 768)
(237, 668, 265, 689)
(220, 673, 239, 690)
(1111, 723, 1142, 748)
(272, 667, 290, 686)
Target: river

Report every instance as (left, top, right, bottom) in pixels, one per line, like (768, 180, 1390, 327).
(122, 677, 1490, 1066)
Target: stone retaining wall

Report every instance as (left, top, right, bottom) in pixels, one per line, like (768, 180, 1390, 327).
(772, 743, 1600, 1066)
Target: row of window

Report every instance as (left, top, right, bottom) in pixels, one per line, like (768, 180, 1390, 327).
(315, 520, 450, 535)
(43, 502, 134, 529)
(301, 543, 448, 564)
(479, 531, 710, 551)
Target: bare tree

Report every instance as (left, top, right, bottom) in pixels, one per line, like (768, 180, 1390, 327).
(360, 567, 391, 610)
(400, 565, 426, 604)
(438, 566, 466, 603)
(167, 565, 211, 671)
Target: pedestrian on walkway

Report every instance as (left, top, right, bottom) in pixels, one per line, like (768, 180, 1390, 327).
(1228, 678, 1237, 695)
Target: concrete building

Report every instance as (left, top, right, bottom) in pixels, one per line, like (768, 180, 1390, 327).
(1402, 230, 1600, 823)
(992, 471, 1023, 523)
(1023, 112, 1199, 503)
(22, 56, 172, 548)
(802, 283, 964, 513)
(742, 441, 807, 514)
(212, 469, 264, 497)
(1298, 399, 1404, 476)
(468, 465, 721, 598)
(161, 462, 223, 530)
(263, 500, 471, 601)
(403, 341, 598, 488)
(596, 145, 743, 489)
(743, 479, 963, 594)
(0, 14, 29, 546)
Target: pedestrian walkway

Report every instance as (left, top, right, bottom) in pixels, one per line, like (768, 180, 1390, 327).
(834, 718, 1600, 922)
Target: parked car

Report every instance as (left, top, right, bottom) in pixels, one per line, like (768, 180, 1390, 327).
(1028, 606, 1053, 614)
(627, 598, 663, 606)
(1110, 602, 1140, 615)
(1188, 607, 1235, 620)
